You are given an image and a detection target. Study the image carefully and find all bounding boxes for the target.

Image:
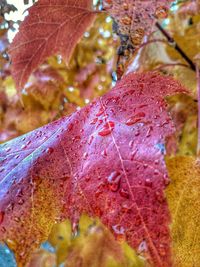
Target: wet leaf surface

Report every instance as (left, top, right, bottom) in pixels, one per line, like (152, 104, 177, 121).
(0, 72, 185, 266)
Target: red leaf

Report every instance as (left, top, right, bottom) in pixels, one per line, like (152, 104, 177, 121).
(9, 0, 96, 90)
(0, 72, 186, 266)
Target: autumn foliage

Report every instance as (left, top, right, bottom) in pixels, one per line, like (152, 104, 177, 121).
(0, 0, 200, 267)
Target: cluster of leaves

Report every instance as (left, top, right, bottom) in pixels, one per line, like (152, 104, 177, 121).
(0, 0, 200, 267)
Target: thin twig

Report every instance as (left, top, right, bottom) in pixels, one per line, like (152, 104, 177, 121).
(155, 21, 196, 72)
(196, 66, 200, 156)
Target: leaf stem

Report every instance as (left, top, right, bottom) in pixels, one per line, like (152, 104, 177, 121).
(155, 22, 196, 72)
(196, 66, 200, 156)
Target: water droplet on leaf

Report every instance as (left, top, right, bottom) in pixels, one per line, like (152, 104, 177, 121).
(101, 150, 107, 157)
(112, 224, 125, 242)
(72, 221, 79, 238)
(138, 240, 148, 253)
(145, 178, 152, 187)
(98, 121, 115, 137)
(119, 188, 129, 198)
(154, 169, 159, 175)
(90, 118, 98, 125)
(96, 107, 104, 116)
(88, 136, 94, 145)
(121, 202, 132, 212)
(83, 152, 88, 160)
(129, 140, 134, 148)
(46, 147, 54, 154)
(107, 171, 121, 192)
(0, 211, 4, 224)
(18, 199, 25, 205)
(135, 131, 140, 136)
(126, 112, 145, 126)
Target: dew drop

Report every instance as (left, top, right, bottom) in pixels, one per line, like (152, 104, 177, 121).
(46, 147, 54, 154)
(154, 169, 159, 175)
(98, 121, 115, 137)
(107, 171, 121, 192)
(119, 188, 129, 198)
(155, 143, 166, 154)
(121, 202, 131, 212)
(88, 135, 94, 145)
(26, 140, 31, 146)
(138, 240, 148, 253)
(18, 199, 25, 205)
(145, 178, 152, 187)
(129, 140, 134, 148)
(146, 126, 153, 137)
(68, 123, 74, 132)
(85, 175, 91, 182)
(72, 222, 79, 238)
(112, 224, 125, 242)
(143, 164, 148, 169)
(130, 150, 137, 160)
(1, 227, 6, 233)
(0, 211, 4, 224)
(90, 118, 98, 125)
(21, 144, 27, 149)
(14, 217, 20, 223)
(135, 131, 140, 137)
(83, 152, 88, 160)
(96, 107, 104, 116)
(101, 150, 107, 157)
(126, 112, 145, 126)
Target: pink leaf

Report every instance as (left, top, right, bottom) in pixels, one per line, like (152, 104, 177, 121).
(0, 72, 186, 266)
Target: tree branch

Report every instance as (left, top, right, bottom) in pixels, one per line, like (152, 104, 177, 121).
(155, 21, 196, 72)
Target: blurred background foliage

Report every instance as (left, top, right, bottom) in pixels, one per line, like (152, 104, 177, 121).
(0, 0, 199, 266)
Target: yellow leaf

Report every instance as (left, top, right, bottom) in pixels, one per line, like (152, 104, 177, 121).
(48, 215, 144, 267)
(166, 156, 200, 266)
